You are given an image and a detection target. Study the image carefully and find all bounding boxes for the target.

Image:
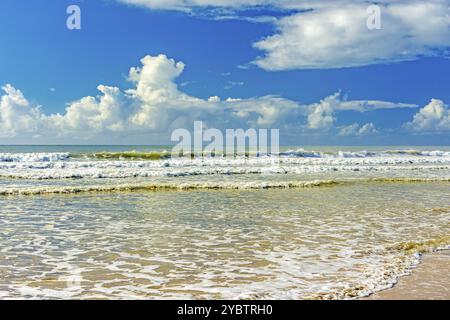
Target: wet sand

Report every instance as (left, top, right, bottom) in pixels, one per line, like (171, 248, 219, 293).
(365, 250, 450, 300)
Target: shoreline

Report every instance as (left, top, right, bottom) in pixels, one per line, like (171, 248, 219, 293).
(364, 250, 450, 300)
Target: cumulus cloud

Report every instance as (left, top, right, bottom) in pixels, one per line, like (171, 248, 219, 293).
(306, 95, 335, 129)
(339, 122, 378, 136)
(405, 99, 450, 132)
(0, 54, 420, 141)
(48, 85, 128, 134)
(118, 0, 450, 70)
(305, 92, 416, 130)
(254, 1, 450, 70)
(0, 84, 43, 138)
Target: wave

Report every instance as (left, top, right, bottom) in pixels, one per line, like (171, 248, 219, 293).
(1, 178, 449, 196)
(0, 152, 70, 162)
(90, 151, 171, 160)
(0, 149, 449, 163)
(280, 149, 450, 158)
(388, 236, 450, 255)
(0, 164, 449, 180)
(0, 180, 340, 195)
(0, 149, 448, 181)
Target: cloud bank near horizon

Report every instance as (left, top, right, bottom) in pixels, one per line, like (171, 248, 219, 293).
(1, 54, 446, 143)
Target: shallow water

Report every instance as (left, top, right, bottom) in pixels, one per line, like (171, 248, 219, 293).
(0, 146, 449, 299)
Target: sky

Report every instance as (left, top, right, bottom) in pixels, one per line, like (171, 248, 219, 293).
(0, 0, 449, 145)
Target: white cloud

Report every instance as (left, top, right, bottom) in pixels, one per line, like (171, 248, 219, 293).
(0, 54, 421, 141)
(336, 99, 417, 112)
(339, 122, 378, 136)
(405, 99, 450, 132)
(306, 95, 335, 129)
(0, 84, 42, 138)
(304, 92, 416, 130)
(254, 1, 450, 70)
(48, 85, 128, 134)
(224, 94, 301, 127)
(358, 122, 378, 135)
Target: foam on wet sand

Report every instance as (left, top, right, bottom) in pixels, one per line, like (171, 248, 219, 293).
(365, 250, 450, 300)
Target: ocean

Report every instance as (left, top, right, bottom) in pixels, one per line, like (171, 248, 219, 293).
(0, 145, 449, 299)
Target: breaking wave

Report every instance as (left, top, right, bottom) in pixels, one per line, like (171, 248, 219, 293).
(0, 149, 449, 163)
(0, 178, 448, 196)
(0, 180, 340, 195)
(280, 149, 450, 158)
(90, 151, 171, 160)
(1, 164, 449, 180)
(0, 152, 70, 162)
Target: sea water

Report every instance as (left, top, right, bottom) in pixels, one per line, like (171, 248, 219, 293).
(0, 145, 448, 299)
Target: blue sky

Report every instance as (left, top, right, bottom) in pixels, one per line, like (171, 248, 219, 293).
(0, 0, 449, 145)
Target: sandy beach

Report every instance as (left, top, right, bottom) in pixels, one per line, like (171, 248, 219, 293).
(365, 250, 450, 300)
